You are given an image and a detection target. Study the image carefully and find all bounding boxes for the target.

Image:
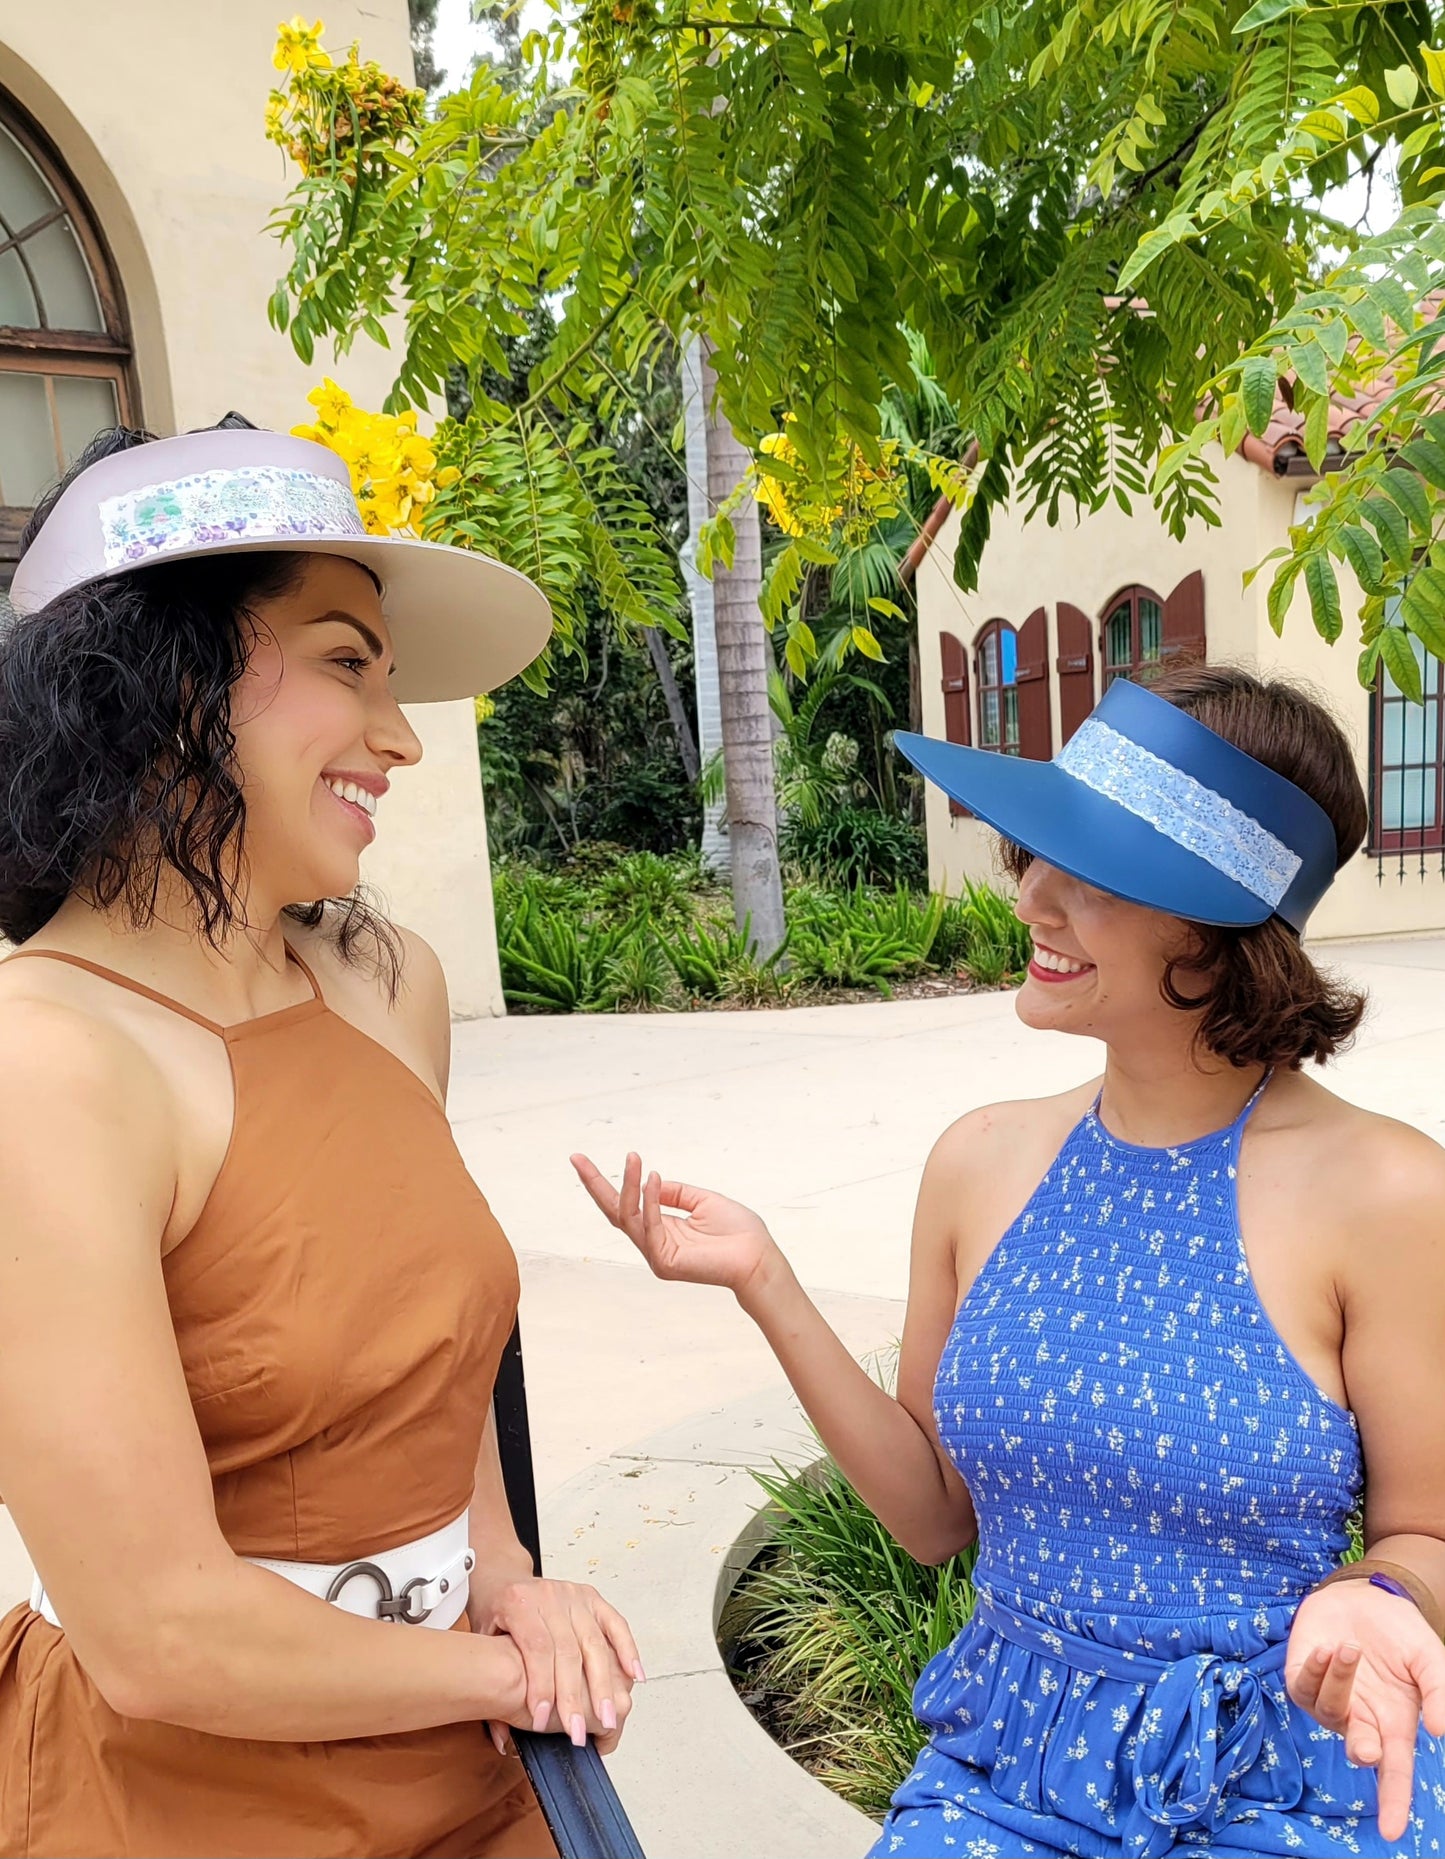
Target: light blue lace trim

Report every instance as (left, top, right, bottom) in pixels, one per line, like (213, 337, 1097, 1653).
(1056, 717, 1301, 906)
(100, 466, 364, 569)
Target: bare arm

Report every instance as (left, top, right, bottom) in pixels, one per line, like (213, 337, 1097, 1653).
(0, 999, 532, 1742)
(1286, 1122, 1445, 1840)
(573, 1133, 979, 1565)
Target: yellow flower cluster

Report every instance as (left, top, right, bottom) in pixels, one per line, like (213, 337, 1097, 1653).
(265, 17, 423, 175)
(292, 379, 459, 536)
(755, 421, 901, 544)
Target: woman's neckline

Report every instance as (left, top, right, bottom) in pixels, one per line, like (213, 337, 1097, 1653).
(1086, 1068, 1272, 1155)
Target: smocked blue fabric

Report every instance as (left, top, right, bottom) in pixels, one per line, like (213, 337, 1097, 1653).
(872, 1081, 1445, 1857)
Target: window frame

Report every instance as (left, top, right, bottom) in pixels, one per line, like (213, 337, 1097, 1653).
(0, 89, 135, 585)
(974, 617, 1020, 756)
(1369, 625, 1445, 856)
(1099, 584, 1165, 689)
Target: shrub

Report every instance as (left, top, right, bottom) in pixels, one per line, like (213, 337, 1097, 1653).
(661, 916, 776, 1000)
(603, 927, 673, 1011)
(788, 887, 944, 996)
(721, 1453, 977, 1817)
(782, 805, 927, 890)
(591, 849, 695, 927)
(933, 878, 1031, 986)
(495, 892, 626, 1012)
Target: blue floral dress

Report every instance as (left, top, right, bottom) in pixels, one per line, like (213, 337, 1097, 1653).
(873, 1081, 1445, 1857)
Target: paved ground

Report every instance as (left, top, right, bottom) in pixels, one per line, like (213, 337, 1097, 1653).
(3, 931, 1443, 1853)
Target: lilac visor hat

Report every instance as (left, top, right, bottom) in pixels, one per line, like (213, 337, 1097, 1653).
(8, 427, 553, 702)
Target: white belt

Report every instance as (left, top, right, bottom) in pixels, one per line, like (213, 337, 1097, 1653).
(32, 1510, 475, 1634)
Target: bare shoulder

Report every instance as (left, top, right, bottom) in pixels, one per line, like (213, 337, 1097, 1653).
(0, 973, 174, 1184)
(926, 1081, 1099, 1185)
(286, 914, 451, 1085)
(1270, 1071, 1445, 1262)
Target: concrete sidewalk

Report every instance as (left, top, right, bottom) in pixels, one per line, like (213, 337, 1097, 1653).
(2, 932, 1442, 1853)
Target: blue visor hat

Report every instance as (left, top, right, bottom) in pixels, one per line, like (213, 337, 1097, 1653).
(895, 678, 1339, 932)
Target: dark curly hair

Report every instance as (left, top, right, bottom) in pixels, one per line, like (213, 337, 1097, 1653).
(1002, 661, 1368, 1070)
(0, 419, 400, 991)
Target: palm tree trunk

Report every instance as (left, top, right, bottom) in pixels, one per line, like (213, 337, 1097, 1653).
(681, 334, 728, 871)
(700, 338, 786, 957)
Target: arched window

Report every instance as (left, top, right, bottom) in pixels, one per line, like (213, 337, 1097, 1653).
(0, 91, 134, 598)
(1100, 585, 1164, 689)
(975, 619, 1019, 754)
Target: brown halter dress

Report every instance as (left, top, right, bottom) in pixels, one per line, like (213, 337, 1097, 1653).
(0, 946, 555, 1859)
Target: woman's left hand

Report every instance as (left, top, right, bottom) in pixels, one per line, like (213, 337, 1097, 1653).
(1286, 1582, 1445, 1840)
(470, 1575, 642, 1757)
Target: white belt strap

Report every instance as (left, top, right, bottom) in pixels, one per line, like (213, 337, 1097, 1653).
(32, 1510, 474, 1634)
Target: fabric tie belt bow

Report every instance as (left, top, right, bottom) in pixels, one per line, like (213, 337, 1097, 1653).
(978, 1598, 1304, 1857)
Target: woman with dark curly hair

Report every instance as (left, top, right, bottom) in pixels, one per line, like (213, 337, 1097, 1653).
(578, 662, 1445, 1857)
(0, 419, 639, 1859)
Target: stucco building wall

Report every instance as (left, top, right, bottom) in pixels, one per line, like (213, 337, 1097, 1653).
(0, 1, 506, 1014)
(915, 447, 1445, 943)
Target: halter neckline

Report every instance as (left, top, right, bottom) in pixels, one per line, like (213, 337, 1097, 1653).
(1086, 1067, 1273, 1155)
(0, 942, 325, 1040)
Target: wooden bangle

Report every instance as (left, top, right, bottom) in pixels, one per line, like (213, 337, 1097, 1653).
(1314, 1558, 1445, 1640)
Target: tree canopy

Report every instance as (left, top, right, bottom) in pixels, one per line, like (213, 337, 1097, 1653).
(268, 2, 1445, 682)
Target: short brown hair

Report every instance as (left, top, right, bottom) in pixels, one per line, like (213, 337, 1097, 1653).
(1003, 661, 1368, 1069)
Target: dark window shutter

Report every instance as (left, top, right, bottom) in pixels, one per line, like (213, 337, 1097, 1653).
(939, 631, 970, 816)
(1056, 602, 1096, 742)
(1162, 570, 1205, 661)
(1015, 606, 1052, 760)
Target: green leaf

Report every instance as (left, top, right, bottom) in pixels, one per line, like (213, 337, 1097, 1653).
(1304, 551, 1342, 642)
(1219, 393, 1248, 458)
(1234, 0, 1308, 30)
(1303, 394, 1330, 472)
(1358, 640, 1383, 689)
(1340, 523, 1385, 592)
(1288, 340, 1331, 399)
(1385, 64, 1421, 110)
(1423, 46, 1445, 98)
(1402, 567, 1445, 663)
(851, 626, 885, 661)
(866, 596, 908, 622)
(1382, 465, 1433, 532)
(1379, 624, 1424, 703)
(1401, 122, 1440, 161)
(1399, 438, 1445, 491)
(1116, 216, 1194, 293)
(1267, 562, 1299, 635)
(1364, 494, 1413, 567)
(1335, 85, 1381, 127)
(1241, 354, 1278, 436)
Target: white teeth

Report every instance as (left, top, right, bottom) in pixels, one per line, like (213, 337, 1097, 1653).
(326, 778, 377, 818)
(1033, 945, 1089, 975)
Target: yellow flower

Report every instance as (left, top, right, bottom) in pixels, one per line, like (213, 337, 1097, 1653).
(435, 465, 461, 488)
(274, 16, 331, 75)
(304, 376, 352, 430)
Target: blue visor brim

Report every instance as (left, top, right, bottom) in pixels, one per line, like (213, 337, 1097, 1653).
(895, 732, 1275, 928)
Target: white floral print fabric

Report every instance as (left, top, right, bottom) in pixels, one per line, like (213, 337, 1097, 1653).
(871, 1085, 1445, 1857)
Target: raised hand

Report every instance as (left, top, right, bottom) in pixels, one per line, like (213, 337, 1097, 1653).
(1286, 1581, 1445, 1841)
(570, 1151, 783, 1301)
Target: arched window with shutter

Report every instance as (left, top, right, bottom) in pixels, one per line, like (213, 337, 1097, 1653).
(975, 619, 1020, 755)
(0, 89, 135, 600)
(1100, 573, 1206, 689)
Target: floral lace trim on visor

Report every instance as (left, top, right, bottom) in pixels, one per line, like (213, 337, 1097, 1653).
(1056, 716, 1302, 908)
(99, 466, 366, 569)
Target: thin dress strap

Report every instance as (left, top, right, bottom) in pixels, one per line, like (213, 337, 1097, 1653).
(0, 944, 322, 1036)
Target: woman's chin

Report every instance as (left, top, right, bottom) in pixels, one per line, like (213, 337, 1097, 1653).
(1015, 978, 1084, 1034)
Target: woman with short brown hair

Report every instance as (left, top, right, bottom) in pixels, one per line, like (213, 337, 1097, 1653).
(579, 662, 1445, 1857)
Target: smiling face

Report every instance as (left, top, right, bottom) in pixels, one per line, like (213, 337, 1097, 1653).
(1012, 855, 1207, 1048)
(227, 555, 422, 910)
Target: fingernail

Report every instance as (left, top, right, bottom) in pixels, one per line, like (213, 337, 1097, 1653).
(1313, 1646, 1331, 1667)
(569, 1712, 587, 1747)
(532, 1701, 551, 1733)
(601, 1698, 617, 1731)
(1341, 1643, 1361, 1664)
(633, 1660, 647, 1683)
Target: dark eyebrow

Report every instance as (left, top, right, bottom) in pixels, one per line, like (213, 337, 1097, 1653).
(306, 610, 396, 677)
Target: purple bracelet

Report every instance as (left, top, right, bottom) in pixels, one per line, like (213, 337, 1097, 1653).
(1369, 1571, 1420, 1608)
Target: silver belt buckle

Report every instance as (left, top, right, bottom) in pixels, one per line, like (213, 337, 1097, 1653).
(325, 1551, 473, 1625)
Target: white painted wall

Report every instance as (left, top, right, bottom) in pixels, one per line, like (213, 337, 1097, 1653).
(0, 0, 506, 1013)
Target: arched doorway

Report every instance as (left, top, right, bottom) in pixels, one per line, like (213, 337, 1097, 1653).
(0, 88, 135, 601)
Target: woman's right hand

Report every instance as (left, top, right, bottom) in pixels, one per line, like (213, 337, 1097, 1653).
(570, 1152, 784, 1304)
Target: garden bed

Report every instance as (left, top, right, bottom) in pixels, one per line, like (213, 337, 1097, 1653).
(493, 848, 1031, 1015)
(717, 1451, 977, 1819)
